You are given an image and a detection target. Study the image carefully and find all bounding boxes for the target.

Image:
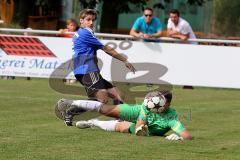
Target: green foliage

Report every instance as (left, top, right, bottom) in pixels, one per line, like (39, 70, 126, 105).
(77, 0, 211, 32)
(214, 0, 240, 36)
(0, 78, 240, 159)
(79, 0, 147, 12)
(78, 0, 98, 9)
(78, 0, 209, 13)
(187, 0, 209, 6)
(153, 0, 210, 9)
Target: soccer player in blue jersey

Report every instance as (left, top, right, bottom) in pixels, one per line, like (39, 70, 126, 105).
(72, 9, 136, 111)
(55, 90, 192, 140)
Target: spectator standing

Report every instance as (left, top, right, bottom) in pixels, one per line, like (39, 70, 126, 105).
(167, 9, 197, 44)
(130, 7, 163, 41)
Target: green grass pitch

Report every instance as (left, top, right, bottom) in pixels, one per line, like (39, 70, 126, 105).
(0, 78, 240, 160)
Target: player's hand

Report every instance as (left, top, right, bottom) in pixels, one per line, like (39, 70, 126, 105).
(135, 124, 149, 136)
(165, 133, 183, 141)
(125, 61, 136, 74)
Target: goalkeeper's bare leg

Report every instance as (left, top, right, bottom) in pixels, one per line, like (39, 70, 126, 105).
(55, 98, 121, 126)
(56, 98, 148, 136)
(76, 119, 132, 133)
(75, 119, 149, 136)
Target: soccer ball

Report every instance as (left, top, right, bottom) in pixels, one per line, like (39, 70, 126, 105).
(143, 94, 166, 110)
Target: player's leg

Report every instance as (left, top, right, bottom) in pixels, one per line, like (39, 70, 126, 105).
(71, 99, 121, 118)
(66, 102, 141, 120)
(94, 89, 110, 104)
(95, 77, 124, 104)
(55, 97, 140, 126)
(92, 86, 124, 105)
(115, 121, 132, 133)
(55, 98, 86, 126)
(76, 119, 119, 131)
(75, 118, 148, 136)
(56, 98, 121, 120)
(75, 72, 108, 103)
(76, 72, 118, 104)
(99, 104, 120, 117)
(107, 87, 124, 104)
(76, 72, 124, 105)
(76, 119, 131, 133)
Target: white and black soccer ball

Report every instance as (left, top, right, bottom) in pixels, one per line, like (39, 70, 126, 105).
(143, 92, 166, 111)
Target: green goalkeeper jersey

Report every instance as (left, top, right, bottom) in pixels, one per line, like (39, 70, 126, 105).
(119, 104, 186, 136)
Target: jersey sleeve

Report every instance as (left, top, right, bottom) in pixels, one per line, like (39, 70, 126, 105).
(80, 28, 104, 49)
(168, 119, 186, 134)
(155, 18, 162, 31)
(166, 108, 186, 134)
(132, 17, 141, 30)
(181, 23, 191, 35)
(137, 105, 148, 122)
(167, 19, 173, 29)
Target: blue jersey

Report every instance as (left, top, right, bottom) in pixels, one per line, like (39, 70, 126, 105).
(72, 28, 104, 75)
(132, 16, 162, 35)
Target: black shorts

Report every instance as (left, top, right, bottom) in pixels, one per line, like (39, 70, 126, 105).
(75, 72, 114, 97)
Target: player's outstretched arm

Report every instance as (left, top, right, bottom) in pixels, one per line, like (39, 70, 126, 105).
(179, 130, 192, 140)
(165, 130, 192, 141)
(167, 119, 192, 140)
(102, 45, 136, 73)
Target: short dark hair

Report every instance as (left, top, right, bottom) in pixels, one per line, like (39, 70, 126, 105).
(144, 7, 153, 13)
(79, 9, 97, 19)
(169, 9, 180, 17)
(162, 90, 172, 103)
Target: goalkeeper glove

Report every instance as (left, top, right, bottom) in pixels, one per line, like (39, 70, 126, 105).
(165, 133, 183, 140)
(135, 124, 149, 136)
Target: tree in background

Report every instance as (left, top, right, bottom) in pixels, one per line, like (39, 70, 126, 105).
(78, 0, 210, 33)
(214, 0, 240, 37)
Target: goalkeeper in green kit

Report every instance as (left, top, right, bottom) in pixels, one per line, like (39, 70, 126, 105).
(55, 90, 192, 140)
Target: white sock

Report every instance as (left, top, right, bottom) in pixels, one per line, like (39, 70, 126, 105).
(91, 119, 118, 132)
(72, 100, 103, 112)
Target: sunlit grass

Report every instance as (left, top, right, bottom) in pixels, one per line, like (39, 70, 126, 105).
(0, 78, 240, 160)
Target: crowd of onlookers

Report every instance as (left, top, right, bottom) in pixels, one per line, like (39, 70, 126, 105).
(130, 8, 197, 44)
(58, 8, 198, 44)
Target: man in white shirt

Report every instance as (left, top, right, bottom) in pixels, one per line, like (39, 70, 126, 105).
(167, 9, 197, 44)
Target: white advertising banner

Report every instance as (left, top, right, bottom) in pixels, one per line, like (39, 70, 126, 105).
(0, 34, 240, 89)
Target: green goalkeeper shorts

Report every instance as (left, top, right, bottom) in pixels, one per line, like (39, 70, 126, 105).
(119, 104, 142, 123)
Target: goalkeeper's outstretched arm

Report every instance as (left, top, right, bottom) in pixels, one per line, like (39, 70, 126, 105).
(179, 130, 192, 140)
(165, 130, 192, 141)
(167, 119, 192, 140)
